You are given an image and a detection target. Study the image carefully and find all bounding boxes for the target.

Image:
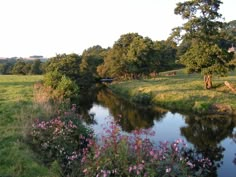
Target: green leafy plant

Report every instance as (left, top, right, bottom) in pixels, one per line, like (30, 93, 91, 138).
(28, 105, 93, 175)
(43, 71, 79, 99)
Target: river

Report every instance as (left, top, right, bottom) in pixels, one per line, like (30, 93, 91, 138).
(79, 87, 236, 177)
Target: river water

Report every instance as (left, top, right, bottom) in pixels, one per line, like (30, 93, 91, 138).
(79, 87, 236, 177)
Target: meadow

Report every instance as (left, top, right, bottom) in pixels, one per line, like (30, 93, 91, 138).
(110, 69, 236, 115)
(1, 71, 236, 176)
(0, 75, 59, 177)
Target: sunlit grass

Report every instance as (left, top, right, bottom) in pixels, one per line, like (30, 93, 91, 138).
(0, 75, 58, 177)
(110, 69, 236, 114)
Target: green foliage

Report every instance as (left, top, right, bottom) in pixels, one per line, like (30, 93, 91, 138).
(44, 52, 104, 93)
(80, 45, 106, 86)
(131, 92, 152, 105)
(0, 58, 44, 75)
(172, 0, 234, 88)
(28, 106, 93, 176)
(174, 0, 223, 41)
(44, 70, 63, 89)
(30, 59, 43, 74)
(56, 75, 79, 99)
(0, 63, 13, 74)
(154, 40, 179, 71)
(0, 58, 16, 74)
(11, 59, 28, 75)
(45, 53, 81, 82)
(179, 41, 232, 76)
(80, 45, 105, 76)
(43, 71, 79, 99)
(97, 33, 177, 79)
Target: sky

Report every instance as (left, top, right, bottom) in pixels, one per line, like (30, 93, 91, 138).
(0, 0, 235, 58)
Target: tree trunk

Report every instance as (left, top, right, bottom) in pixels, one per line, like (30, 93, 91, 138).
(224, 81, 236, 93)
(204, 75, 212, 89)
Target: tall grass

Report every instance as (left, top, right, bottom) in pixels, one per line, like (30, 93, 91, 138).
(0, 75, 58, 177)
(109, 69, 236, 114)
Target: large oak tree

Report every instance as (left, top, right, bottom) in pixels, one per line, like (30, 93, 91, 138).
(173, 0, 234, 89)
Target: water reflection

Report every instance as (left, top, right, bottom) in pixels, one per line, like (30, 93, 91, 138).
(78, 85, 100, 124)
(233, 130, 236, 166)
(78, 87, 236, 177)
(181, 115, 235, 176)
(96, 89, 167, 132)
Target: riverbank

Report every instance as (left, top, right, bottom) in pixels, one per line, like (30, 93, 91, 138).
(109, 69, 236, 115)
(0, 75, 58, 177)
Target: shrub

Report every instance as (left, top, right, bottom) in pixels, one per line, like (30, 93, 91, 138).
(56, 75, 79, 99)
(43, 71, 79, 99)
(43, 70, 62, 89)
(28, 104, 93, 175)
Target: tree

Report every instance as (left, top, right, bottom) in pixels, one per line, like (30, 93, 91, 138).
(173, 0, 234, 89)
(226, 20, 236, 39)
(11, 59, 27, 75)
(0, 58, 16, 74)
(0, 63, 13, 74)
(80, 45, 106, 83)
(45, 53, 82, 82)
(154, 40, 178, 71)
(30, 59, 43, 74)
(97, 33, 159, 79)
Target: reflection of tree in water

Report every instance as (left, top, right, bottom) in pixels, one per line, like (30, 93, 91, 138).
(181, 115, 235, 176)
(97, 89, 167, 132)
(233, 130, 236, 166)
(77, 85, 102, 124)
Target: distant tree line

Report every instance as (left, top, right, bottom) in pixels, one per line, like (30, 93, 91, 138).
(43, 35, 181, 90)
(41, 17, 236, 98)
(0, 58, 44, 75)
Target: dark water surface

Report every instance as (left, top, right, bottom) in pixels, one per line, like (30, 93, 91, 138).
(79, 87, 236, 177)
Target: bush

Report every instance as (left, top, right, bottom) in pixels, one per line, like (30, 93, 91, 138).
(28, 105, 93, 175)
(56, 75, 79, 99)
(43, 71, 79, 99)
(43, 70, 62, 89)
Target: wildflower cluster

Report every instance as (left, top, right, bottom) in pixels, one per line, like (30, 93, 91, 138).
(29, 104, 93, 175)
(79, 120, 213, 177)
(29, 110, 213, 177)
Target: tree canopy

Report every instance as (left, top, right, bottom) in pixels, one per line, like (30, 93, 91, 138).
(97, 33, 178, 79)
(172, 0, 234, 89)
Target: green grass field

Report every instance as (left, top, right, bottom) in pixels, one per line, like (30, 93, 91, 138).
(110, 69, 236, 114)
(1, 71, 236, 176)
(0, 75, 58, 177)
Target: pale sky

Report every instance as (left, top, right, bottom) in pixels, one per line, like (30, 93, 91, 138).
(0, 0, 235, 58)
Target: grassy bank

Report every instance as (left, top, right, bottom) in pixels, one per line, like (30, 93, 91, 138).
(109, 69, 236, 115)
(0, 75, 58, 177)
